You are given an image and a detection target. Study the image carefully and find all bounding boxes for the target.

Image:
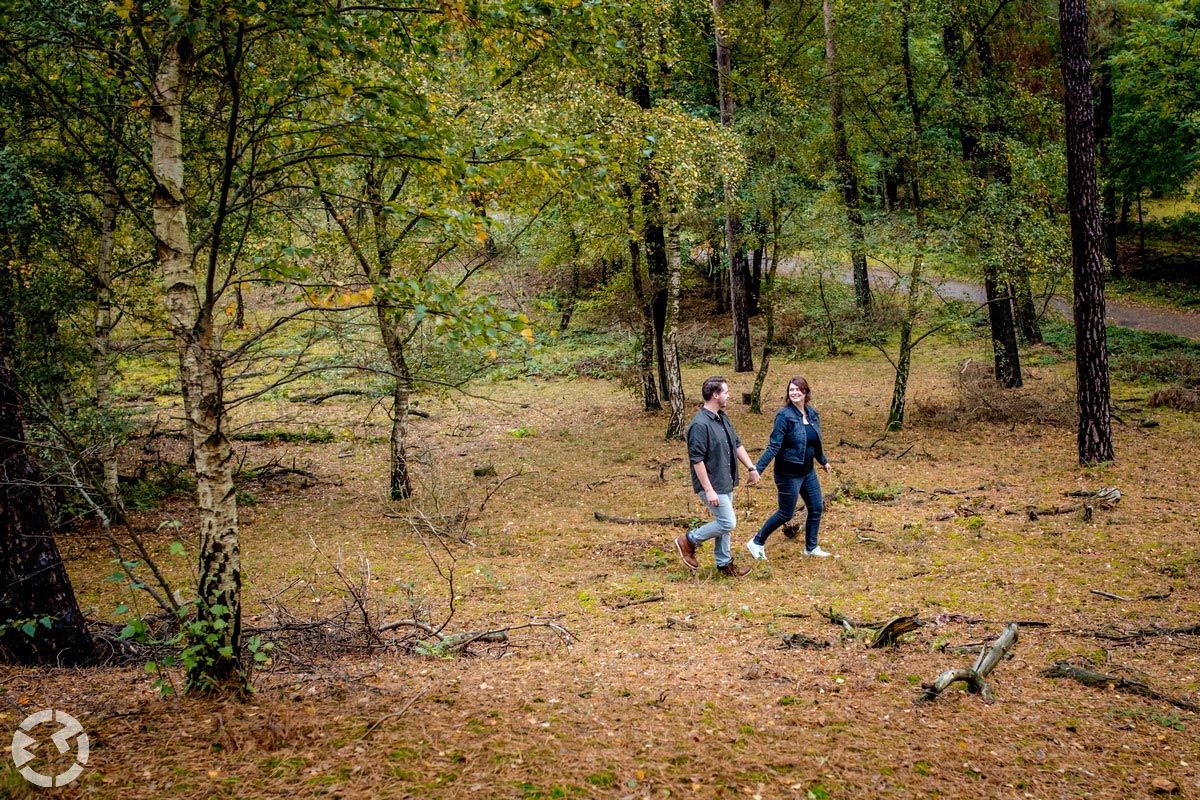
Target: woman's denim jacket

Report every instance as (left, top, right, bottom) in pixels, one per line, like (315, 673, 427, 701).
(754, 404, 826, 474)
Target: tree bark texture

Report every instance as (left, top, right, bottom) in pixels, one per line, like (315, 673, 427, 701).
(825, 0, 872, 315)
(1059, 0, 1114, 465)
(1094, 19, 1119, 275)
(750, 203, 781, 415)
(887, 255, 923, 431)
(663, 215, 687, 440)
(629, 233, 661, 412)
(984, 271, 1022, 388)
(0, 353, 96, 666)
(365, 165, 414, 501)
(713, 0, 754, 372)
(150, 38, 244, 691)
(1012, 275, 1043, 345)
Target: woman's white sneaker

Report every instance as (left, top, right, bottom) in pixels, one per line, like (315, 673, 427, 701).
(745, 540, 767, 560)
(804, 546, 832, 557)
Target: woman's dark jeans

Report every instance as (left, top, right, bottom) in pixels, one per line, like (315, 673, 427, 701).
(753, 468, 824, 551)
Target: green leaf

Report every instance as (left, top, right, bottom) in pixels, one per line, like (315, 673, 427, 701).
(169, 541, 187, 556)
(21, 622, 37, 637)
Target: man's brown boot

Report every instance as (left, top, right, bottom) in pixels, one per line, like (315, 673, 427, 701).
(717, 561, 751, 577)
(674, 533, 699, 570)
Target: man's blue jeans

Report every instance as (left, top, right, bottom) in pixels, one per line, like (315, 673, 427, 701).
(686, 492, 737, 567)
(753, 469, 824, 551)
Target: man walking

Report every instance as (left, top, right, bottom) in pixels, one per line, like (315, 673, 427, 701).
(675, 376, 759, 576)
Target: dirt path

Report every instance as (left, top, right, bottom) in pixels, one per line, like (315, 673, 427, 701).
(828, 264, 1200, 340)
(916, 272, 1200, 340)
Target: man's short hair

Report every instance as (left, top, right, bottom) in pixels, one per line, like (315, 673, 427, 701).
(701, 376, 727, 401)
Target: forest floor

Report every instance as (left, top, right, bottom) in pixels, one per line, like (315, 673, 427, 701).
(3, 332, 1199, 799)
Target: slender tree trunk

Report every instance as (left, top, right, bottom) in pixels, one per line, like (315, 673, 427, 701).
(645, 222, 669, 394)
(0, 350, 97, 666)
(628, 33, 670, 395)
(713, 0, 753, 372)
(985, 271, 1022, 387)
(1059, 0, 1114, 465)
(379, 312, 413, 500)
(233, 284, 245, 329)
(559, 218, 581, 332)
(621, 181, 661, 412)
(150, 37, 244, 692)
(887, 255, 923, 431)
(826, 0, 872, 315)
(363, 165, 414, 500)
(750, 198, 782, 414)
(1011, 275, 1043, 345)
(886, 5, 929, 432)
(94, 172, 121, 511)
(663, 214, 687, 439)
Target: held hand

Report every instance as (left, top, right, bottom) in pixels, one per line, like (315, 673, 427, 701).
(748, 468, 761, 486)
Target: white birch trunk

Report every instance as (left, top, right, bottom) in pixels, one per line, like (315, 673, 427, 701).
(150, 36, 243, 691)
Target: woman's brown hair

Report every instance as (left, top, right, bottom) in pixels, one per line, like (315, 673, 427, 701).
(784, 376, 811, 407)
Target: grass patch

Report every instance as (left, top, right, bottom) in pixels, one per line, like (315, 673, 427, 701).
(1041, 321, 1200, 386)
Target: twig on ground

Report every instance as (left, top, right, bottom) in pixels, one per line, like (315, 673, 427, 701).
(479, 468, 526, 514)
(586, 473, 639, 489)
(1091, 589, 1133, 601)
(359, 687, 430, 739)
(593, 511, 692, 528)
(613, 589, 664, 609)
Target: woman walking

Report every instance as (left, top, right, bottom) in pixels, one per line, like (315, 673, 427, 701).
(746, 376, 833, 560)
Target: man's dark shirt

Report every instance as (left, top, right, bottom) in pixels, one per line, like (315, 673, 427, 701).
(686, 407, 743, 494)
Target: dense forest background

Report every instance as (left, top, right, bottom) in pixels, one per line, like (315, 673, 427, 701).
(1, 0, 1198, 696)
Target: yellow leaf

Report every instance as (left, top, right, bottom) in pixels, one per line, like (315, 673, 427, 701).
(521, 327, 534, 343)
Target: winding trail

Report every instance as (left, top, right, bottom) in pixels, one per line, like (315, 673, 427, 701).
(849, 266, 1200, 341)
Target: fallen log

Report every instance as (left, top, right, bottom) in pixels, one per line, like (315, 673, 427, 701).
(919, 623, 1018, 704)
(1043, 662, 1200, 713)
(593, 511, 691, 528)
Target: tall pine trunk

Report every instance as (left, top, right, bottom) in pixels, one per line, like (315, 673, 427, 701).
(825, 0, 872, 315)
(150, 36, 244, 692)
(1059, 0, 1114, 465)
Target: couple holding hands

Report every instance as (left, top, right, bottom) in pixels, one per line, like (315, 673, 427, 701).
(674, 375, 832, 576)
